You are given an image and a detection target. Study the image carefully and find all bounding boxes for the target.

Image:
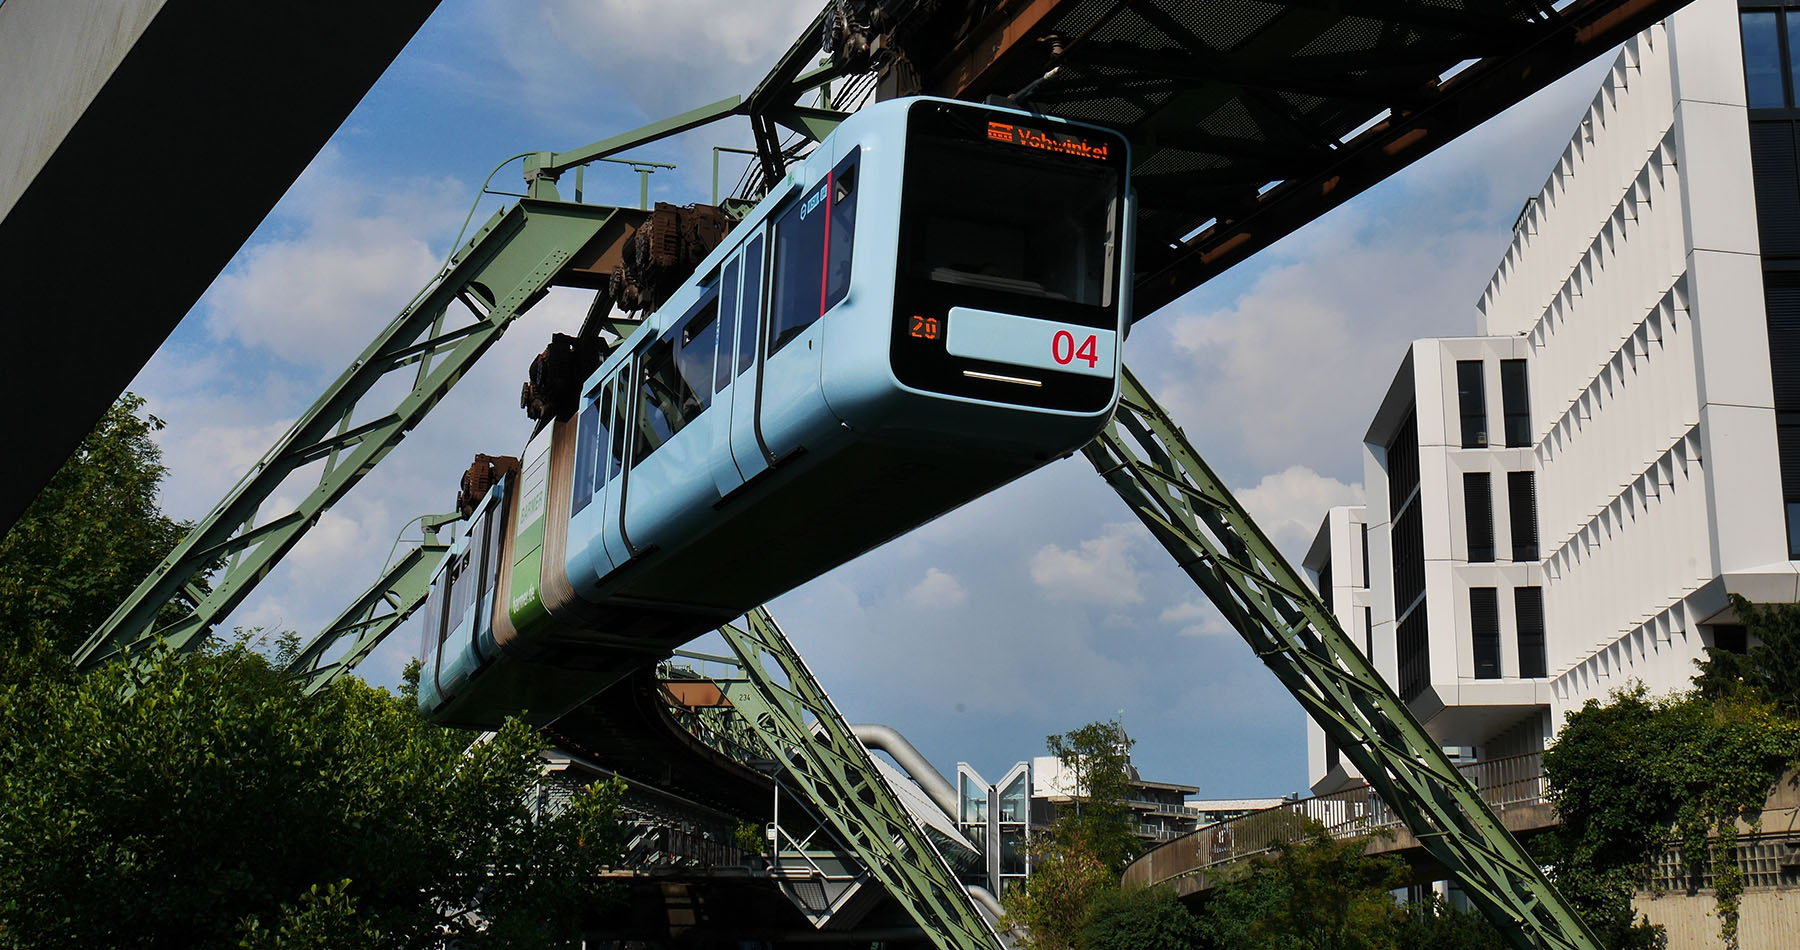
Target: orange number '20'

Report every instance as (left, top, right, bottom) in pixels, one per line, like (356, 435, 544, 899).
(910, 315, 940, 340)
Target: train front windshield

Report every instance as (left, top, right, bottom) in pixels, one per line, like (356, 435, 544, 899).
(894, 101, 1128, 411)
(907, 136, 1118, 309)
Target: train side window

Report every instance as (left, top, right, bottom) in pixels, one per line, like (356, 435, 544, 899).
(769, 150, 860, 356)
(471, 498, 503, 623)
(420, 569, 446, 657)
(572, 399, 600, 515)
(738, 237, 763, 375)
(676, 298, 718, 413)
(445, 548, 474, 639)
(825, 150, 858, 311)
(716, 258, 739, 393)
(635, 337, 710, 467)
(769, 183, 828, 355)
(599, 381, 620, 483)
(607, 376, 627, 481)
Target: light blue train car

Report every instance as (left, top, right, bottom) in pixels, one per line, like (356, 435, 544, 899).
(421, 96, 1134, 728)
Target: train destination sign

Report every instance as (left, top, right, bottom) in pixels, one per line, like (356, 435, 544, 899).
(986, 120, 1112, 161)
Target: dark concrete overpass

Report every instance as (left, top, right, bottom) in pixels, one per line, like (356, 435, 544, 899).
(0, 0, 440, 535)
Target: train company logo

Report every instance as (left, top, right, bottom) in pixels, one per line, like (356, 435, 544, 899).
(986, 121, 1110, 161)
(800, 180, 829, 220)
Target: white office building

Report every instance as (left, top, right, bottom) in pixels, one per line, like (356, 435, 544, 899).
(1304, 0, 1800, 793)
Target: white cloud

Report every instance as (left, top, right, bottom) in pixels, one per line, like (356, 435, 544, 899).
(1028, 523, 1145, 606)
(905, 567, 968, 610)
(1236, 465, 1364, 564)
(1159, 600, 1234, 638)
(470, 0, 821, 122)
(202, 148, 467, 368)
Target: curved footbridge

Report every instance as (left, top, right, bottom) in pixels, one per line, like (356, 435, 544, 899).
(1124, 753, 1555, 898)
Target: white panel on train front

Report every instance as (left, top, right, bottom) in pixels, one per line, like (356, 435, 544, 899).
(943, 307, 1118, 379)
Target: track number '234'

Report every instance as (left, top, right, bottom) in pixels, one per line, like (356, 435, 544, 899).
(1052, 329, 1100, 368)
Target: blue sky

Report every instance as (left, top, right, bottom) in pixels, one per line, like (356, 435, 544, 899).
(128, 0, 1619, 798)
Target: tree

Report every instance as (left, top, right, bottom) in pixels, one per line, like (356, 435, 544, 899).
(1542, 681, 1798, 948)
(1393, 895, 1506, 950)
(0, 399, 629, 947)
(0, 394, 199, 657)
(1003, 826, 1116, 950)
(1045, 720, 1140, 873)
(1080, 885, 1204, 950)
(1243, 827, 1407, 950)
(1693, 594, 1800, 712)
(0, 637, 626, 949)
(1002, 719, 1142, 948)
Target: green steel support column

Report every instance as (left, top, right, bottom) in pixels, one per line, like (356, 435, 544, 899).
(286, 513, 459, 695)
(1087, 366, 1599, 950)
(715, 607, 1002, 950)
(72, 200, 623, 669)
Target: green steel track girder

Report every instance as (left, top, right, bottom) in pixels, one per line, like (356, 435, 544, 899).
(715, 607, 1002, 950)
(287, 513, 459, 695)
(72, 200, 623, 670)
(1086, 366, 1599, 950)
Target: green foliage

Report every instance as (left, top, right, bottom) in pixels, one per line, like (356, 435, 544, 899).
(1079, 885, 1204, 950)
(1543, 681, 1799, 947)
(1046, 720, 1141, 873)
(1194, 827, 1408, 950)
(1393, 896, 1506, 950)
(1004, 720, 1146, 949)
(733, 820, 767, 856)
(0, 394, 200, 655)
(1003, 826, 1115, 950)
(0, 638, 626, 949)
(235, 880, 386, 950)
(1694, 595, 1800, 712)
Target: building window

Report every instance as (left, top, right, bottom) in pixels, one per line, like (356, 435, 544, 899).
(1464, 472, 1495, 562)
(1360, 522, 1371, 588)
(1397, 603, 1430, 701)
(1712, 624, 1749, 655)
(1516, 587, 1546, 678)
(1457, 360, 1487, 448)
(1318, 559, 1334, 612)
(1743, 9, 1793, 110)
(1390, 411, 1429, 701)
(1500, 359, 1530, 447)
(1788, 500, 1800, 559)
(1471, 587, 1501, 679)
(1508, 471, 1539, 562)
(1363, 606, 1373, 660)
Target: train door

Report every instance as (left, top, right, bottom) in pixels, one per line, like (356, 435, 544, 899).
(581, 378, 625, 575)
(600, 355, 642, 566)
(759, 151, 857, 458)
(727, 234, 772, 486)
(711, 253, 745, 497)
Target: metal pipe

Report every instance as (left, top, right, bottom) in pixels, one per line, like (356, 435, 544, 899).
(848, 723, 957, 817)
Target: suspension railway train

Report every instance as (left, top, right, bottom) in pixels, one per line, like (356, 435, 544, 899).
(420, 96, 1134, 728)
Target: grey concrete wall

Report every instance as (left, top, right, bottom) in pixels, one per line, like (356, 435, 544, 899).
(0, 0, 168, 220)
(1634, 889, 1800, 949)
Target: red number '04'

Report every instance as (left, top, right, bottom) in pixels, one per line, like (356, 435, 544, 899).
(1052, 330, 1100, 368)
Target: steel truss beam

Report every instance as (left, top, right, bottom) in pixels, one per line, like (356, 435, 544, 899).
(287, 513, 459, 695)
(72, 200, 623, 669)
(1086, 366, 1599, 950)
(714, 607, 1003, 950)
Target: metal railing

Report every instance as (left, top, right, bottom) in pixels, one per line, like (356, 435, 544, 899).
(1131, 752, 1549, 889)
